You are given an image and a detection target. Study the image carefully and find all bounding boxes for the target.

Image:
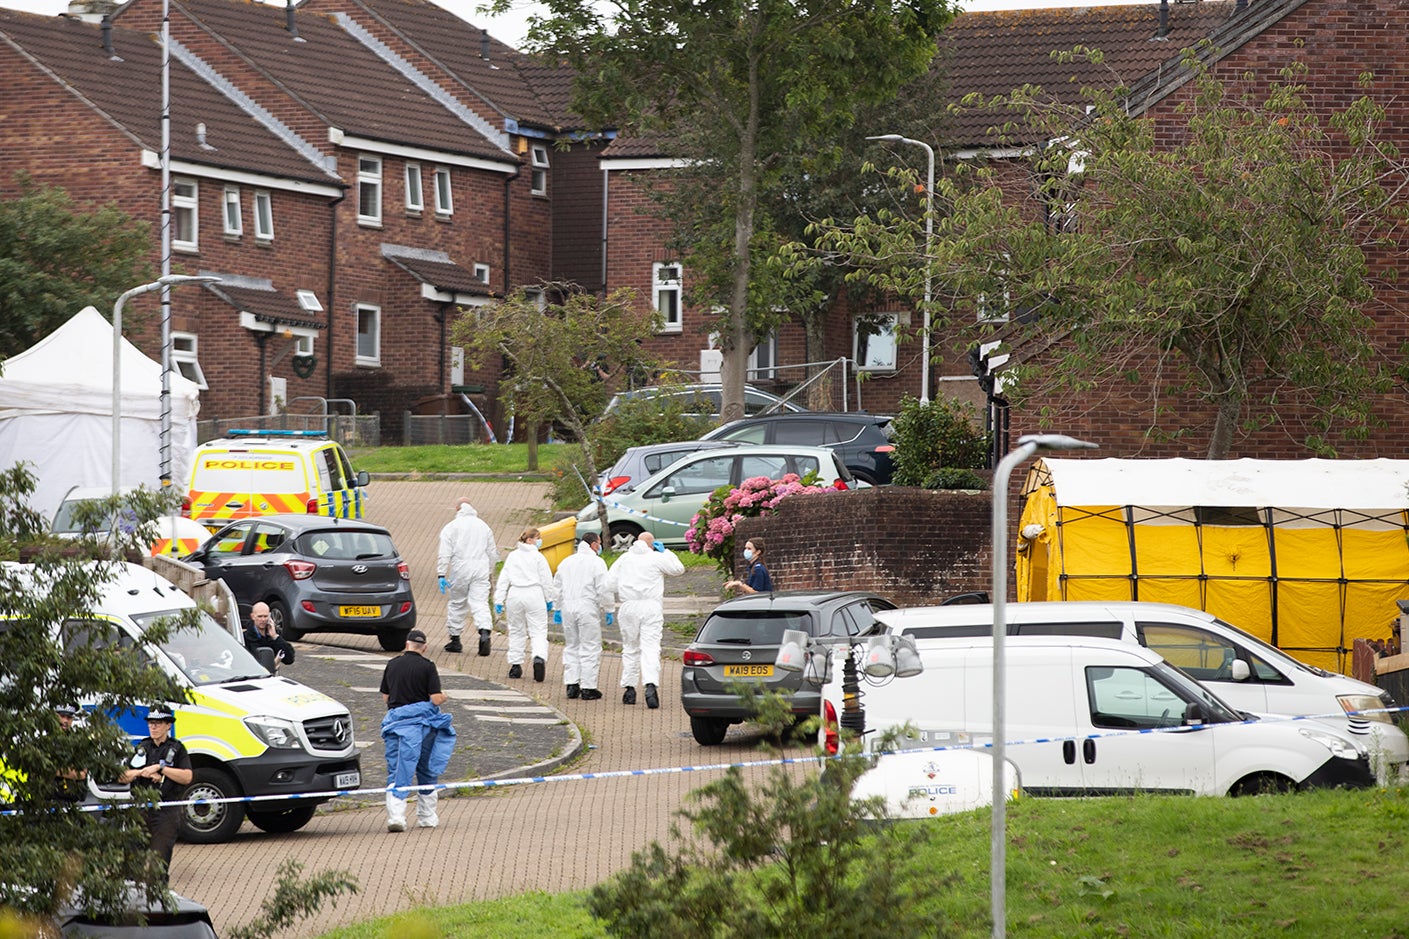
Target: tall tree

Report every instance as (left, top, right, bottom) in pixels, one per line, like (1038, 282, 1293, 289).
(812, 51, 1409, 458)
(0, 176, 154, 359)
(507, 0, 956, 422)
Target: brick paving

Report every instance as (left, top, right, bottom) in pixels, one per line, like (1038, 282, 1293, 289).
(169, 480, 803, 937)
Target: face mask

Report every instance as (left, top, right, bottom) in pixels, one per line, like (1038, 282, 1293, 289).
(743, 548, 754, 561)
(534, 538, 543, 549)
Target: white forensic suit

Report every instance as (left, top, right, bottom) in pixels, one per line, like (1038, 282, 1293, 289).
(436, 502, 499, 641)
(607, 540, 684, 689)
(553, 539, 610, 691)
(493, 541, 557, 668)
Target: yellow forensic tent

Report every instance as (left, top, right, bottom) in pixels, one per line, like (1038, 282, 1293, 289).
(1016, 458, 1409, 674)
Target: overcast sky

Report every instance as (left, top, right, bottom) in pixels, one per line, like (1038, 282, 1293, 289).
(0, 0, 1149, 50)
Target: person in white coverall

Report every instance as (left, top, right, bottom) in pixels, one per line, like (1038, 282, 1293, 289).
(553, 531, 609, 701)
(607, 531, 683, 709)
(493, 527, 557, 682)
(436, 498, 499, 655)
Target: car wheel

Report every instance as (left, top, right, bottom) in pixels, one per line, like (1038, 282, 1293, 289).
(690, 716, 730, 746)
(179, 767, 246, 844)
(267, 597, 302, 642)
(246, 803, 318, 834)
(1230, 772, 1296, 796)
(608, 521, 643, 553)
(378, 627, 410, 652)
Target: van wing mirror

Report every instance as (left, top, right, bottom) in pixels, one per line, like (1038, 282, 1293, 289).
(356, 470, 370, 487)
(1229, 659, 1250, 681)
(1183, 701, 1207, 726)
(250, 645, 278, 673)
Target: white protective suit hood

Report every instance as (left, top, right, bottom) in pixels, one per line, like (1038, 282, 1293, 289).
(437, 501, 498, 580)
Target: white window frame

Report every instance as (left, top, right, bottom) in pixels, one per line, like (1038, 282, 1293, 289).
(434, 167, 453, 216)
(748, 331, 778, 381)
(357, 154, 382, 226)
(294, 333, 315, 356)
(173, 177, 199, 251)
(653, 262, 683, 333)
(530, 144, 550, 196)
(404, 163, 423, 213)
(854, 313, 899, 372)
(473, 263, 491, 285)
(253, 190, 274, 241)
(222, 186, 242, 237)
(171, 332, 208, 389)
(354, 304, 381, 366)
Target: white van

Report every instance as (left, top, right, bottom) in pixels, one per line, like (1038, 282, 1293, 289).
(822, 636, 1375, 796)
(6, 561, 361, 843)
(877, 601, 1409, 771)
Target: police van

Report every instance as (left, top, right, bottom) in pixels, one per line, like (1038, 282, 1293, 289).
(186, 430, 369, 531)
(8, 561, 361, 842)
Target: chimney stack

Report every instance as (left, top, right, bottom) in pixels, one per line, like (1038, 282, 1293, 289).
(66, 0, 118, 24)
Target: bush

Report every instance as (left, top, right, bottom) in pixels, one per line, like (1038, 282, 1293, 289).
(685, 473, 832, 572)
(922, 467, 988, 491)
(890, 395, 990, 487)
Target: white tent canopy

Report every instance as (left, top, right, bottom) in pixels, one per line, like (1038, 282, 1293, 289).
(0, 306, 201, 516)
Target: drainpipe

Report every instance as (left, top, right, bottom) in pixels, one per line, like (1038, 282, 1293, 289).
(325, 189, 346, 398)
(436, 301, 451, 402)
(503, 161, 520, 292)
(257, 331, 269, 415)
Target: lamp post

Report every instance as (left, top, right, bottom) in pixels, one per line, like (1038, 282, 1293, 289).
(867, 134, 934, 403)
(112, 274, 221, 499)
(990, 433, 1097, 938)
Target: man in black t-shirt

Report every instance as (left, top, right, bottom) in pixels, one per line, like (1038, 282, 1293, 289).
(119, 705, 193, 882)
(379, 630, 454, 831)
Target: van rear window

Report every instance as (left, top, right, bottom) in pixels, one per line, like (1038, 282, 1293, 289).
(193, 456, 305, 492)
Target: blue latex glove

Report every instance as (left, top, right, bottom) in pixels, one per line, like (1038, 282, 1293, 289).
(552, 610, 562, 624)
(494, 603, 504, 616)
(653, 540, 665, 553)
(437, 576, 448, 594)
(605, 612, 615, 626)
(546, 601, 554, 612)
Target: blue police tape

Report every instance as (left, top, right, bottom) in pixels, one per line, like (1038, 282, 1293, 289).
(6, 704, 1403, 818)
(585, 494, 691, 529)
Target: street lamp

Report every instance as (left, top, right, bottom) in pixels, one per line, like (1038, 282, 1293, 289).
(112, 275, 221, 499)
(867, 134, 934, 403)
(989, 433, 1097, 938)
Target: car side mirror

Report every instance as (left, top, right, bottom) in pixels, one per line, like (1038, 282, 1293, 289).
(660, 486, 674, 503)
(1183, 701, 1207, 726)
(356, 470, 370, 487)
(251, 645, 278, 673)
(1229, 659, 1250, 681)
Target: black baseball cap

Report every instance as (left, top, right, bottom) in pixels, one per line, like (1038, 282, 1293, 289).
(406, 629, 428, 644)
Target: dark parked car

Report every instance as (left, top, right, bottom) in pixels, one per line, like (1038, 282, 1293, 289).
(49, 886, 218, 938)
(680, 590, 896, 745)
(700, 412, 897, 485)
(185, 515, 415, 651)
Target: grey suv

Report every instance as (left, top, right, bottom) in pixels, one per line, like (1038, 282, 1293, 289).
(680, 591, 895, 745)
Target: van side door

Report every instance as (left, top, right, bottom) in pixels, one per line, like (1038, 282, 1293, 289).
(1078, 663, 1216, 794)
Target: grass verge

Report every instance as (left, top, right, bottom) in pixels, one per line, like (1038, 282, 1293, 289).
(350, 443, 576, 476)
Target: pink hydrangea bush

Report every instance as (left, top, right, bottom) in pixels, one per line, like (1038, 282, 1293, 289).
(686, 473, 832, 571)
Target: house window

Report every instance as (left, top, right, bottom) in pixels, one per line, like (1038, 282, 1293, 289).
(222, 186, 242, 237)
(653, 262, 682, 333)
(434, 168, 453, 215)
(854, 313, 898, 371)
(171, 332, 208, 389)
(405, 163, 423, 213)
(294, 333, 315, 356)
(977, 286, 1011, 323)
(473, 263, 491, 285)
(296, 289, 323, 313)
(357, 155, 382, 225)
(530, 145, 549, 195)
(748, 331, 778, 381)
(173, 178, 198, 251)
(355, 304, 380, 366)
(253, 190, 274, 241)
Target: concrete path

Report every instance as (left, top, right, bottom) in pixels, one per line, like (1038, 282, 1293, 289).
(169, 480, 803, 937)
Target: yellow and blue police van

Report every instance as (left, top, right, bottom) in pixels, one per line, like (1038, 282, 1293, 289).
(6, 561, 361, 842)
(185, 430, 369, 531)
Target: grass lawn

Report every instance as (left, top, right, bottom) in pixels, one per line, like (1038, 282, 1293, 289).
(349, 443, 576, 476)
(312, 786, 1409, 938)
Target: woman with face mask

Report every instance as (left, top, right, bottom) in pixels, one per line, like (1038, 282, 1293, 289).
(493, 527, 558, 681)
(724, 537, 774, 595)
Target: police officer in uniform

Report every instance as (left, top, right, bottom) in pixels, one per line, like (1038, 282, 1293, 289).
(119, 705, 193, 881)
(52, 704, 88, 804)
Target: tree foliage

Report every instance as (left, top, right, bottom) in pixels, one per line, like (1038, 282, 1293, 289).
(810, 50, 1409, 458)
(0, 175, 154, 359)
(508, 0, 957, 422)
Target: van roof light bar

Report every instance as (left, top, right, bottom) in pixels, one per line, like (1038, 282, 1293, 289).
(226, 429, 329, 438)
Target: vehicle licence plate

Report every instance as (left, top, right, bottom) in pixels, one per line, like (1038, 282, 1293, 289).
(339, 605, 381, 617)
(724, 664, 773, 678)
(334, 771, 360, 789)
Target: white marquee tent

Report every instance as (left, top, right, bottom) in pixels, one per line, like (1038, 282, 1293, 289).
(0, 307, 201, 517)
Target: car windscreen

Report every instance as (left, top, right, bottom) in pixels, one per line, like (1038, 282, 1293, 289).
(697, 610, 815, 645)
(1148, 660, 1243, 722)
(295, 529, 397, 560)
(131, 609, 268, 686)
(51, 500, 139, 535)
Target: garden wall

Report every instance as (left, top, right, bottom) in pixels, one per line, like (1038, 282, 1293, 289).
(733, 487, 995, 606)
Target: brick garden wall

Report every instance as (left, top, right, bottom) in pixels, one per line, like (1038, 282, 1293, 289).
(733, 487, 995, 605)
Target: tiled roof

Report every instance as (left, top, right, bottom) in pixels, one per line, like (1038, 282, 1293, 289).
(317, 0, 583, 132)
(0, 8, 338, 183)
(600, 135, 672, 160)
(163, 0, 511, 161)
(381, 244, 492, 294)
(938, 2, 1242, 147)
(204, 275, 327, 327)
